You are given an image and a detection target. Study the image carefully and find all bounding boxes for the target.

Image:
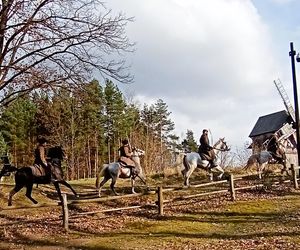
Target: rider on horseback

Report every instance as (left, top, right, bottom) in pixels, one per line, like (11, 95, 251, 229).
(198, 129, 217, 169)
(34, 136, 57, 182)
(118, 139, 137, 176)
(266, 133, 286, 163)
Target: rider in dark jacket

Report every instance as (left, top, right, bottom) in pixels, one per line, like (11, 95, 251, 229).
(118, 139, 137, 175)
(34, 136, 57, 182)
(198, 129, 217, 168)
(267, 134, 286, 162)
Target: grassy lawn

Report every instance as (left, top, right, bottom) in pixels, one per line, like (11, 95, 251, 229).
(64, 194, 300, 250)
(0, 174, 300, 249)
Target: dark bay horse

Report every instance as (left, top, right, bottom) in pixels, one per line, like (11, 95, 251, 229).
(95, 148, 147, 197)
(0, 146, 78, 206)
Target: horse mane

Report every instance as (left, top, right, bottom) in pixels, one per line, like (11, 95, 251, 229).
(47, 146, 64, 160)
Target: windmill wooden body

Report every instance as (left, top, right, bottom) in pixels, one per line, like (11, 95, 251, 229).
(248, 79, 297, 165)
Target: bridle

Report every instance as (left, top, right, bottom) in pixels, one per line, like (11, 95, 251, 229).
(212, 139, 230, 152)
(132, 147, 145, 157)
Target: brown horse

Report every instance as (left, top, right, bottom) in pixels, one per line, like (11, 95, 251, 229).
(0, 146, 78, 206)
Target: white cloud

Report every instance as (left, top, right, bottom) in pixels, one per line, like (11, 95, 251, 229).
(107, 0, 293, 148)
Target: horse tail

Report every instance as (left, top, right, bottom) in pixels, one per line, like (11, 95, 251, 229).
(95, 164, 109, 188)
(243, 155, 258, 170)
(0, 165, 18, 181)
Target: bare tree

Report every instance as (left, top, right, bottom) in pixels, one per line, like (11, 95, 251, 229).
(0, 0, 134, 106)
(233, 142, 252, 167)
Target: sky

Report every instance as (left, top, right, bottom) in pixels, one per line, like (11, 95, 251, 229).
(104, 0, 300, 149)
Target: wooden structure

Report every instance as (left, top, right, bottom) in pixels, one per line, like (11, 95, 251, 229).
(248, 80, 298, 164)
(249, 110, 297, 164)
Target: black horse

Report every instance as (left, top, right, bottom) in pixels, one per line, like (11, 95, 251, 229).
(0, 146, 78, 206)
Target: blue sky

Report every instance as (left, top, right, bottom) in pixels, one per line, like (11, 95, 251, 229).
(105, 0, 300, 149)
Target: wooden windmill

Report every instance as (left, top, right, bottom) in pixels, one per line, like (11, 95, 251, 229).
(273, 79, 296, 145)
(249, 79, 297, 159)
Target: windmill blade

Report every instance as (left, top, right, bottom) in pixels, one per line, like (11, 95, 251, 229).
(274, 79, 295, 122)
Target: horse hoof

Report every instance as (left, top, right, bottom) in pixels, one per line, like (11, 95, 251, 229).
(33, 201, 38, 204)
(75, 194, 80, 198)
(8, 203, 12, 206)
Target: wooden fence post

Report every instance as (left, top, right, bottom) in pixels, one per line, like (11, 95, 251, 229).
(62, 193, 69, 232)
(229, 174, 236, 201)
(157, 186, 164, 216)
(291, 164, 299, 189)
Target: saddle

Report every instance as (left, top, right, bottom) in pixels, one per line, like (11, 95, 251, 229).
(29, 165, 47, 177)
(118, 161, 137, 177)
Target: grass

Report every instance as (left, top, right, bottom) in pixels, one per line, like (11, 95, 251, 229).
(75, 194, 300, 250)
(1, 173, 300, 249)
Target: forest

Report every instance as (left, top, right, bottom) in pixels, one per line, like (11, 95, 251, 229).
(0, 79, 202, 180)
(0, 0, 241, 181)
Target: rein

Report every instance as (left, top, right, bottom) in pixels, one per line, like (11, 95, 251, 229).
(212, 139, 230, 152)
(213, 147, 228, 152)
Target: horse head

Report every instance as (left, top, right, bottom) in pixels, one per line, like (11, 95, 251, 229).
(47, 146, 65, 161)
(132, 147, 145, 157)
(213, 138, 230, 152)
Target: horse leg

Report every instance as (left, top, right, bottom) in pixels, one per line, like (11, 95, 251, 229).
(181, 168, 186, 177)
(53, 182, 63, 202)
(136, 174, 147, 185)
(131, 178, 136, 194)
(59, 180, 79, 197)
(97, 176, 110, 197)
(183, 171, 189, 187)
(25, 183, 38, 204)
(257, 164, 262, 179)
(8, 184, 23, 206)
(258, 163, 266, 179)
(110, 177, 118, 196)
(207, 168, 213, 182)
(184, 167, 195, 187)
(211, 166, 224, 180)
(281, 160, 290, 176)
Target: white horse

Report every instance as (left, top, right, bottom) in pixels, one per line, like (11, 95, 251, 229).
(95, 147, 147, 197)
(181, 138, 230, 186)
(244, 150, 288, 179)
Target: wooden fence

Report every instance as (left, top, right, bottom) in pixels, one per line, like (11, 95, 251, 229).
(155, 165, 300, 216)
(1, 165, 299, 232)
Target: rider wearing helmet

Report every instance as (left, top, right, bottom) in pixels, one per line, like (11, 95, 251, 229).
(198, 129, 217, 169)
(118, 139, 137, 175)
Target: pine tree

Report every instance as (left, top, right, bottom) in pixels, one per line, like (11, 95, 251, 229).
(74, 80, 105, 178)
(140, 99, 175, 172)
(0, 132, 7, 156)
(182, 130, 198, 153)
(0, 96, 37, 165)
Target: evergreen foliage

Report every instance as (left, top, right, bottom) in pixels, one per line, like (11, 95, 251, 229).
(0, 80, 185, 178)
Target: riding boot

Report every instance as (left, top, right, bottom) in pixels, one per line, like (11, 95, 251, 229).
(129, 166, 137, 177)
(208, 160, 217, 169)
(51, 173, 58, 182)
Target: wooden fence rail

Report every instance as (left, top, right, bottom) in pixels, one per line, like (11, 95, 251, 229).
(2, 165, 299, 231)
(156, 164, 300, 215)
